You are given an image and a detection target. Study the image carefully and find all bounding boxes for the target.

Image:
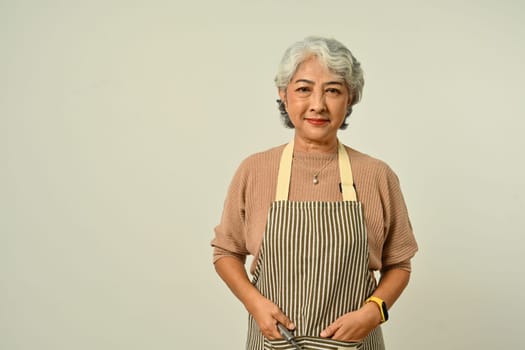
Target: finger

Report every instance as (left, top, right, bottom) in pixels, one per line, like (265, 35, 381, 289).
(274, 312, 295, 330)
(261, 321, 281, 340)
(332, 328, 346, 341)
(272, 321, 287, 340)
(320, 322, 339, 338)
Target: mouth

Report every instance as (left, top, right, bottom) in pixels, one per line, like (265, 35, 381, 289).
(305, 118, 329, 126)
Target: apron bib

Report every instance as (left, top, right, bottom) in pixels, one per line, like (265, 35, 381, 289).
(246, 141, 385, 350)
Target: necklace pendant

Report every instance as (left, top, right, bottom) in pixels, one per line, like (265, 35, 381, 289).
(313, 175, 319, 185)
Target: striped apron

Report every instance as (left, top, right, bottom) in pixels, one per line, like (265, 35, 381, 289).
(246, 141, 384, 350)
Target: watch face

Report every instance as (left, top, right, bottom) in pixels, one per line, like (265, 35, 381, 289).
(381, 302, 389, 321)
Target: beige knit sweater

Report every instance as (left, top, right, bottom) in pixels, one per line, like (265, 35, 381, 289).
(212, 143, 418, 275)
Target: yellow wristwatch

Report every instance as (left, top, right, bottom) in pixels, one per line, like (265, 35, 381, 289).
(365, 296, 389, 323)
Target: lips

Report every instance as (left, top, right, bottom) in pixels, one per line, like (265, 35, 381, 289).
(305, 118, 329, 126)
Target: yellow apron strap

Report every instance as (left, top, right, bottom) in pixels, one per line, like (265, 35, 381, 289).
(275, 141, 294, 201)
(276, 140, 357, 201)
(338, 142, 357, 202)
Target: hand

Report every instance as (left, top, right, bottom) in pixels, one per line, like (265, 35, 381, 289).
(245, 294, 295, 340)
(320, 303, 381, 342)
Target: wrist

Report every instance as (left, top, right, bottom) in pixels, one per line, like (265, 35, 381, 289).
(242, 288, 262, 310)
(361, 302, 382, 326)
(364, 296, 389, 324)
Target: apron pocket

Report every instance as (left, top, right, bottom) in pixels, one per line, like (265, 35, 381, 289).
(264, 336, 360, 350)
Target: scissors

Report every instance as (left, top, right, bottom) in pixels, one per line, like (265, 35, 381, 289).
(277, 323, 303, 350)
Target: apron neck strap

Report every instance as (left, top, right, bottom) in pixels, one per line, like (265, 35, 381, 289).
(275, 140, 357, 201)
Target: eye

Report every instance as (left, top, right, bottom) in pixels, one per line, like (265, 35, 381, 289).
(295, 86, 311, 93)
(326, 88, 341, 95)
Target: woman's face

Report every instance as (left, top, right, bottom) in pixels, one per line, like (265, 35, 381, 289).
(279, 56, 352, 150)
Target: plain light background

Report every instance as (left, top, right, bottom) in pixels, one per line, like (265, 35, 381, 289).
(2, 0, 524, 349)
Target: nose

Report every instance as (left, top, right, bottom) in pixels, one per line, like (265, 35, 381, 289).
(309, 90, 326, 113)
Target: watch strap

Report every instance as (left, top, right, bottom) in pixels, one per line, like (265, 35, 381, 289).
(365, 296, 389, 323)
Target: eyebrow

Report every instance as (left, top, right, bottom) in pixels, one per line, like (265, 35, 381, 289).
(293, 79, 344, 86)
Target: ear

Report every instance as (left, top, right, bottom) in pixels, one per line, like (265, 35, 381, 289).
(278, 89, 287, 106)
(347, 88, 356, 106)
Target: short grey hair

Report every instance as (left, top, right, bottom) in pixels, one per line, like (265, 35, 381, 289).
(274, 36, 364, 129)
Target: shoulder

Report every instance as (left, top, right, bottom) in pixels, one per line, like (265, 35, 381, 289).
(231, 144, 286, 182)
(344, 145, 399, 182)
(237, 144, 286, 171)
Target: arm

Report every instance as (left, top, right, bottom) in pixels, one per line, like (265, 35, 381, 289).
(370, 267, 410, 311)
(214, 256, 295, 340)
(320, 268, 410, 341)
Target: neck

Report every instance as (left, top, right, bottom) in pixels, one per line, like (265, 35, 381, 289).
(293, 135, 338, 153)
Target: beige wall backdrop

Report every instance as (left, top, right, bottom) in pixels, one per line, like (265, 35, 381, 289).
(2, 0, 524, 349)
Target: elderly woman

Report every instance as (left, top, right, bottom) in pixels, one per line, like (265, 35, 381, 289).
(211, 36, 418, 350)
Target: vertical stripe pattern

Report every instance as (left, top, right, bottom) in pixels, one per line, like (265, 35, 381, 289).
(247, 201, 384, 350)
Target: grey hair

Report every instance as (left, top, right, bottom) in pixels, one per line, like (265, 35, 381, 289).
(274, 36, 364, 129)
